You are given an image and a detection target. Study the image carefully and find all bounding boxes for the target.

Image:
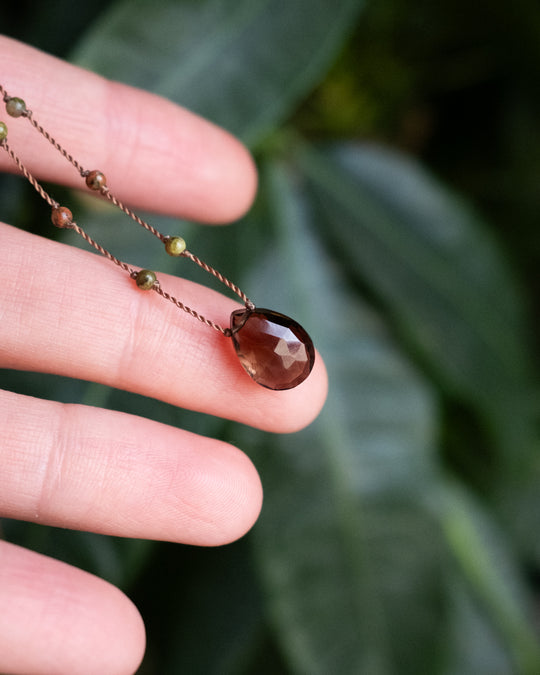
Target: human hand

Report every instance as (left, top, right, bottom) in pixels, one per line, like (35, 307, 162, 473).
(0, 36, 327, 675)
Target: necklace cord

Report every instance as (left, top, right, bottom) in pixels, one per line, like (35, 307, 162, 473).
(0, 84, 254, 336)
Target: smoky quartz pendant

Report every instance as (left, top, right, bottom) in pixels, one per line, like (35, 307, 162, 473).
(230, 308, 315, 390)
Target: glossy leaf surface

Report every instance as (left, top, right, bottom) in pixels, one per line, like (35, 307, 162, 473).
(73, 0, 364, 144)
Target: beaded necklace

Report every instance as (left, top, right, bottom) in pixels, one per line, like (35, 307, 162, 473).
(0, 86, 315, 390)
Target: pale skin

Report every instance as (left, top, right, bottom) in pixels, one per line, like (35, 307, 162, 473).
(0, 37, 328, 675)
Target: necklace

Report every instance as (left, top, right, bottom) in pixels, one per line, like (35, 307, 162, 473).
(0, 85, 315, 390)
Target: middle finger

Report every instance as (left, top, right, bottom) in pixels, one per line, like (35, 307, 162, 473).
(0, 223, 328, 432)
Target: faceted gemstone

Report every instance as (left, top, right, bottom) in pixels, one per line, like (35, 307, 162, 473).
(230, 308, 315, 390)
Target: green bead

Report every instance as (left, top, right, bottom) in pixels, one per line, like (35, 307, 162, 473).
(6, 97, 26, 118)
(0, 121, 7, 141)
(135, 269, 157, 290)
(164, 236, 186, 256)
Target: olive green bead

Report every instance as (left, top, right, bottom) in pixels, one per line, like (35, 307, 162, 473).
(6, 97, 27, 118)
(164, 236, 186, 256)
(135, 269, 157, 290)
(0, 121, 7, 141)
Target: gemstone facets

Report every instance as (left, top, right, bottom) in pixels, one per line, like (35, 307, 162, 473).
(230, 308, 315, 390)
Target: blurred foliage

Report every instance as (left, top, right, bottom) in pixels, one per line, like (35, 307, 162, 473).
(1, 0, 540, 673)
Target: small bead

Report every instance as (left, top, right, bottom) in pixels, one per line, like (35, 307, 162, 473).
(51, 206, 73, 228)
(85, 170, 107, 190)
(135, 269, 157, 290)
(6, 97, 27, 118)
(0, 121, 7, 141)
(164, 236, 186, 256)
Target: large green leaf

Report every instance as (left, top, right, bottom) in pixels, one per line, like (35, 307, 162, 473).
(443, 573, 515, 675)
(240, 160, 446, 675)
(440, 482, 540, 674)
(135, 539, 272, 675)
(300, 142, 537, 466)
(72, 0, 364, 145)
(0, 519, 153, 589)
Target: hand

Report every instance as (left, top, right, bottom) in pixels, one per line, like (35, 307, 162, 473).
(0, 36, 327, 675)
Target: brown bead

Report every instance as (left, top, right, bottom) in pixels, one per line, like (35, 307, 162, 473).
(85, 170, 107, 190)
(230, 308, 315, 390)
(0, 121, 7, 141)
(51, 206, 73, 228)
(6, 97, 26, 118)
(135, 269, 157, 290)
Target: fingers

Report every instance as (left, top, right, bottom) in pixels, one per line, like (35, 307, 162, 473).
(0, 389, 263, 544)
(0, 541, 145, 675)
(0, 35, 257, 222)
(0, 223, 328, 432)
(0, 38, 328, 431)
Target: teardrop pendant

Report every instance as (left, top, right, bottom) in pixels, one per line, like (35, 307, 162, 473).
(230, 308, 315, 390)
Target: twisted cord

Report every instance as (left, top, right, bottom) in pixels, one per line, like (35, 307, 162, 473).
(26, 114, 87, 175)
(183, 250, 254, 309)
(71, 223, 133, 273)
(0, 136, 132, 273)
(0, 83, 253, 331)
(1, 139, 58, 208)
(1, 84, 87, 176)
(103, 189, 166, 240)
(152, 284, 230, 335)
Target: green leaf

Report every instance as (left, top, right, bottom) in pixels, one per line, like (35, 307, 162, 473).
(72, 0, 364, 145)
(0, 519, 154, 589)
(440, 482, 540, 674)
(443, 573, 515, 675)
(299, 142, 537, 466)
(242, 160, 446, 675)
(143, 540, 270, 675)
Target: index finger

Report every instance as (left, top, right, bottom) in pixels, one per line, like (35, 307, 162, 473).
(0, 35, 257, 223)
